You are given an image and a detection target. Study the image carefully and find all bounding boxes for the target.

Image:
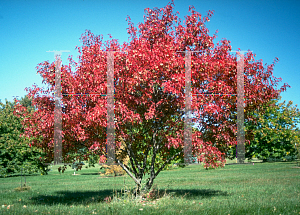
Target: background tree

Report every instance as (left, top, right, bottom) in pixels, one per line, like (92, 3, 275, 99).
(0, 97, 47, 177)
(295, 129, 300, 163)
(227, 95, 300, 162)
(18, 95, 36, 113)
(14, 1, 290, 195)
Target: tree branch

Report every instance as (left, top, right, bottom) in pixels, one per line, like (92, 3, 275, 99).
(155, 150, 183, 177)
(107, 155, 141, 186)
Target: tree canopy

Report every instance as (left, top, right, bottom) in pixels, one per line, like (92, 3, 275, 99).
(14, 1, 290, 194)
(227, 95, 300, 161)
(0, 97, 47, 177)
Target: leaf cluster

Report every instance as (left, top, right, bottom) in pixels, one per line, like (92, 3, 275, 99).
(227, 95, 300, 161)
(0, 97, 48, 177)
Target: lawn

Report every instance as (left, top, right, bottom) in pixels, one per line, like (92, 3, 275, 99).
(0, 159, 299, 215)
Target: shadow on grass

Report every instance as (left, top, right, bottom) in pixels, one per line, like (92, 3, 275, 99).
(253, 161, 297, 165)
(269, 161, 297, 164)
(163, 188, 230, 199)
(0, 173, 41, 178)
(80, 173, 100, 175)
(27, 188, 229, 206)
(28, 190, 113, 206)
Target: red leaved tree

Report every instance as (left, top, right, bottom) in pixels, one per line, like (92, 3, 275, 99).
(14, 1, 289, 195)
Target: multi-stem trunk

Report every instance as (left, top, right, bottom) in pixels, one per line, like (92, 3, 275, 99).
(111, 122, 183, 197)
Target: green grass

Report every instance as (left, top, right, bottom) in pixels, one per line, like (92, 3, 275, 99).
(0, 160, 299, 215)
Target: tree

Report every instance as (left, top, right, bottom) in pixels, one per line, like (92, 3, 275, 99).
(228, 95, 300, 162)
(18, 95, 36, 113)
(0, 98, 47, 177)
(14, 1, 290, 195)
(295, 129, 300, 163)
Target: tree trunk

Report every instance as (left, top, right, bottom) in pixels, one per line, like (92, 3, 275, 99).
(144, 175, 155, 192)
(133, 179, 142, 197)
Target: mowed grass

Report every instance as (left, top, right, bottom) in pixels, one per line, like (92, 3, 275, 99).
(0, 160, 299, 215)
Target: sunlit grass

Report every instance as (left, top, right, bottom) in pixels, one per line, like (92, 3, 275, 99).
(0, 160, 299, 214)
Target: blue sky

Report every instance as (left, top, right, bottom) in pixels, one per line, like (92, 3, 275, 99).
(1, 0, 299, 120)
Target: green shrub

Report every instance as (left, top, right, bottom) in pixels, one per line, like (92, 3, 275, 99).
(0, 99, 48, 177)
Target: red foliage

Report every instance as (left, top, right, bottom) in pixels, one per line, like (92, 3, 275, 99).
(14, 1, 290, 169)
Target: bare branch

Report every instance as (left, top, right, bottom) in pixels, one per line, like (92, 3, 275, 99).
(127, 142, 142, 172)
(107, 155, 141, 187)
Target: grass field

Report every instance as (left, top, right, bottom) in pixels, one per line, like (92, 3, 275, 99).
(0, 159, 299, 215)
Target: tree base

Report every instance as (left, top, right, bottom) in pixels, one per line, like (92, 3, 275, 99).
(14, 185, 31, 192)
